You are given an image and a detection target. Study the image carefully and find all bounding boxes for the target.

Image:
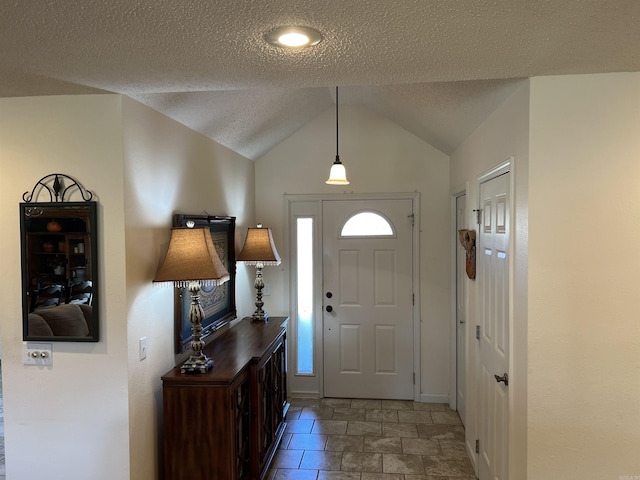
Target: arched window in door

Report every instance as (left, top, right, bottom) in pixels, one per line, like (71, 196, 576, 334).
(340, 211, 395, 238)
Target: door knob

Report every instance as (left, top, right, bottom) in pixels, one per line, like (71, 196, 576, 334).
(494, 373, 509, 386)
(325, 305, 333, 312)
(326, 292, 333, 298)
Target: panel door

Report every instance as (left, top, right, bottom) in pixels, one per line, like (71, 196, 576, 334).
(478, 173, 510, 480)
(323, 198, 414, 399)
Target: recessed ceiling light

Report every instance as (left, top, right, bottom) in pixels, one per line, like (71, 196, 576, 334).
(265, 26, 323, 48)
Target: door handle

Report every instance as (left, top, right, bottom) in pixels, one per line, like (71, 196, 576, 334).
(494, 373, 508, 386)
(325, 305, 333, 312)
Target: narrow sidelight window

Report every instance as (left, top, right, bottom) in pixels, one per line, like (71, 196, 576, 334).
(296, 217, 314, 374)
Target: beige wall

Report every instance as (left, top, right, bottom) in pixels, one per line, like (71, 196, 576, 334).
(256, 105, 451, 401)
(121, 97, 256, 479)
(0, 95, 131, 480)
(450, 81, 530, 478)
(0, 94, 256, 480)
(452, 72, 640, 479)
(528, 73, 640, 479)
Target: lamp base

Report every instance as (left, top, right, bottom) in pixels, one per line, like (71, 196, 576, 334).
(249, 265, 270, 322)
(181, 355, 214, 374)
(181, 283, 214, 374)
(250, 312, 269, 322)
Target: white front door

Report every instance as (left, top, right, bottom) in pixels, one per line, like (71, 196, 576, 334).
(323, 198, 414, 399)
(456, 193, 467, 424)
(478, 172, 510, 480)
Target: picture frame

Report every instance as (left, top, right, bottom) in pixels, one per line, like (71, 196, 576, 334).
(173, 213, 236, 354)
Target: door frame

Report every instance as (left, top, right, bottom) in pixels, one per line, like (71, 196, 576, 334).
(284, 192, 421, 401)
(475, 158, 514, 478)
(477, 165, 511, 479)
(451, 156, 525, 479)
(449, 184, 467, 413)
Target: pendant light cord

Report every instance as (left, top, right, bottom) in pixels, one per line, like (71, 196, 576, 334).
(335, 86, 340, 161)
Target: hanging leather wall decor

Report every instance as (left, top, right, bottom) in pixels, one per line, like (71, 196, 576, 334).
(458, 229, 476, 280)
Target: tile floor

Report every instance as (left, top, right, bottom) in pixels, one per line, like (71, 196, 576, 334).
(267, 398, 476, 480)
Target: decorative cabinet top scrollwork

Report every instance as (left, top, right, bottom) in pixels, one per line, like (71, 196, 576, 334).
(23, 173, 94, 203)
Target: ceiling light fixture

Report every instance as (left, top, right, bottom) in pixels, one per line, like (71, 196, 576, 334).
(265, 26, 322, 48)
(326, 86, 350, 185)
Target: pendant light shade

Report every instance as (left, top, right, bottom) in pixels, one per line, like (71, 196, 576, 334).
(326, 157, 349, 185)
(326, 86, 350, 185)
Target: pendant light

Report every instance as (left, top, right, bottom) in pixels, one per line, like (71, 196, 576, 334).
(326, 86, 350, 185)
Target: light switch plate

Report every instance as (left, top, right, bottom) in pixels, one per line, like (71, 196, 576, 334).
(139, 337, 147, 360)
(24, 342, 53, 366)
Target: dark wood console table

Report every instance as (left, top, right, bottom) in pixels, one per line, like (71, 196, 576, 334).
(162, 317, 289, 480)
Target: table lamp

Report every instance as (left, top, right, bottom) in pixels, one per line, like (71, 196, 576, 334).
(237, 224, 281, 322)
(154, 227, 229, 373)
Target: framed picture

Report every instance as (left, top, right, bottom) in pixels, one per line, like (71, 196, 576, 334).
(173, 214, 236, 354)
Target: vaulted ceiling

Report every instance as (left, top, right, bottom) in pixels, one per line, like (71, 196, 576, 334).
(1, 1, 639, 159)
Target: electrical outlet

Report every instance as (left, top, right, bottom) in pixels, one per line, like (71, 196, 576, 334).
(24, 342, 53, 366)
(139, 337, 148, 360)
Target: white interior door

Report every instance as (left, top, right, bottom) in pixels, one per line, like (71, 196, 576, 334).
(478, 172, 510, 480)
(323, 198, 414, 399)
(456, 194, 467, 424)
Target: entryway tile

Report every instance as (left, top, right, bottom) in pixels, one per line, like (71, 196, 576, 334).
(422, 455, 475, 477)
(289, 433, 328, 450)
(397, 410, 433, 424)
(401, 437, 440, 455)
(382, 422, 418, 438)
(363, 436, 402, 454)
(365, 409, 399, 423)
(341, 452, 383, 472)
(430, 411, 462, 425)
(273, 469, 320, 480)
(273, 449, 304, 469)
(300, 407, 335, 420)
(312, 420, 348, 435)
(351, 399, 382, 409)
(286, 419, 315, 434)
(317, 472, 361, 480)
(382, 453, 425, 474)
(280, 398, 473, 480)
(300, 451, 343, 471)
(325, 435, 364, 452)
(438, 439, 468, 457)
(332, 407, 366, 421)
(346, 421, 382, 436)
(412, 402, 447, 412)
(321, 398, 353, 408)
(380, 400, 413, 410)
(361, 473, 403, 480)
(416, 424, 465, 441)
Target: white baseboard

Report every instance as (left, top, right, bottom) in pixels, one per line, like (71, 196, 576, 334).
(288, 391, 451, 403)
(288, 390, 321, 399)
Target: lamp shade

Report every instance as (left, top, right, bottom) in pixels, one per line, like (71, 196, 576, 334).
(153, 227, 230, 287)
(237, 227, 281, 266)
(326, 158, 349, 185)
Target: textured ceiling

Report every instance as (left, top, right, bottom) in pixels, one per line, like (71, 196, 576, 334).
(1, 1, 639, 158)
